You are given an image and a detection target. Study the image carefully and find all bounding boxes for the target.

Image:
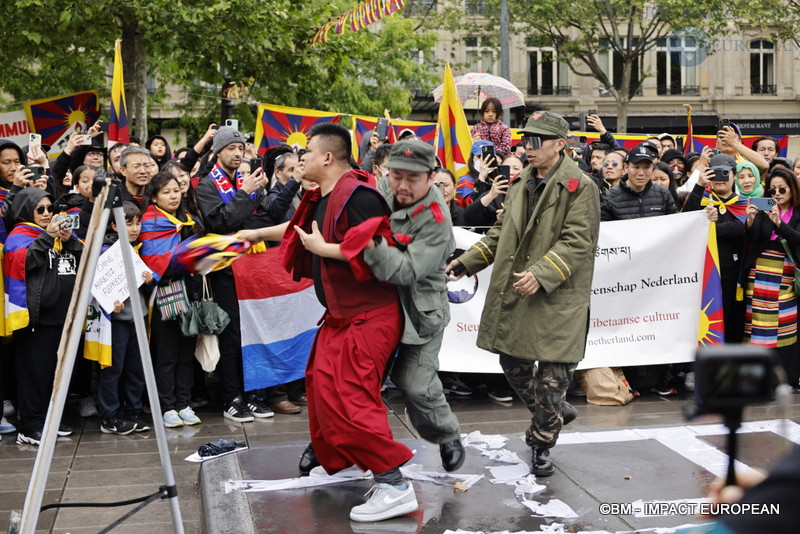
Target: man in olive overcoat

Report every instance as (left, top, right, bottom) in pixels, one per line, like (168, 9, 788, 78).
(447, 111, 600, 476)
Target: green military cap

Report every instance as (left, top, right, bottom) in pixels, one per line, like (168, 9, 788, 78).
(387, 140, 436, 172)
(519, 110, 569, 139)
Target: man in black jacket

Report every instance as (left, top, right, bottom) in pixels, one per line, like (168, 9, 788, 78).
(601, 144, 678, 221)
(195, 126, 296, 422)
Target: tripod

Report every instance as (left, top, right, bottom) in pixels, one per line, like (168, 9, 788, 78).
(14, 179, 184, 534)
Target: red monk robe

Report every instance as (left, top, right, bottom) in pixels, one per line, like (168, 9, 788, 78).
(281, 170, 413, 475)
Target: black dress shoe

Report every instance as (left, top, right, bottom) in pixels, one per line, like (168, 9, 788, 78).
(439, 439, 465, 472)
(531, 447, 554, 477)
(298, 442, 320, 476)
(562, 401, 577, 426)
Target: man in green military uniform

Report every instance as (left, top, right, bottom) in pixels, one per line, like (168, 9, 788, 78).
(446, 111, 600, 477)
(363, 140, 465, 472)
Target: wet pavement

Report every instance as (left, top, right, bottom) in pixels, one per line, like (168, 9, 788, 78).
(1, 387, 799, 533)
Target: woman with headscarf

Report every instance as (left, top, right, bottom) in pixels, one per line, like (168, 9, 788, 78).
(3, 187, 82, 445)
(735, 161, 764, 199)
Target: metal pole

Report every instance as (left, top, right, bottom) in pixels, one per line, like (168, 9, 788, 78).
(18, 187, 112, 534)
(112, 202, 185, 534)
(500, 0, 511, 126)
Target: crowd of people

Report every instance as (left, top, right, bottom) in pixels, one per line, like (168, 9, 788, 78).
(0, 100, 798, 523)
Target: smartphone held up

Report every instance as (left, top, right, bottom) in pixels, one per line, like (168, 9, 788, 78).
(749, 197, 776, 211)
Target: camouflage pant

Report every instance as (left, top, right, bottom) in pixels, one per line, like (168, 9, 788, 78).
(499, 354, 577, 449)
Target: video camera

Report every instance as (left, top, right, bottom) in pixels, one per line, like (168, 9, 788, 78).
(692, 345, 777, 486)
(694, 345, 775, 414)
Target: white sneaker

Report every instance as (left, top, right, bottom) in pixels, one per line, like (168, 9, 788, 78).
(178, 407, 201, 426)
(349, 483, 418, 522)
(163, 410, 184, 428)
(3, 400, 15, 417)
(0, 416, 16, 434)
(310, 465, 372, 479)
(78, 397, 98, 418)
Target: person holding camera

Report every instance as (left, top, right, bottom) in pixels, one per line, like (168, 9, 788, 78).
(446, 111, 600, 477)
(1, 142, 50, 237)
(716, 122, 768, 175)
(3, 187, 82, 445)
(742, 166, 800, 389)
(195, 126, 288, 422)
(682, 154, 746, 343)
(51, 124, 106, 192)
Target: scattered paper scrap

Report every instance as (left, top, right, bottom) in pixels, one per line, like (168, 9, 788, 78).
(488, 462, 530, 482)
(401, 463, 484, 490)
(513, 475, 546, 496)
(482, 448, 526, 464)
(463, 431, 508, 450)
(520, 498, 578, 519)
(224, 476, 354, 493)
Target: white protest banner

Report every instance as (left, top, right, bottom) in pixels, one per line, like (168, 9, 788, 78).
(583, 211, 709, 368)
(439, 212, 711, 373)
(0, 110, 32, 148)
(91, 240, 151, 314)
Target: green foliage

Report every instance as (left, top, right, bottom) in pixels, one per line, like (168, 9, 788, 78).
(0, 0, 437, 132)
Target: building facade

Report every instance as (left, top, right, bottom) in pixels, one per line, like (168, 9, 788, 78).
(411, 14, 800, 141)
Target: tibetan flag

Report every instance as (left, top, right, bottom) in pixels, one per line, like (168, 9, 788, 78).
(84, 300, 112, 368)
(685, 134, 789, 157)
(254, 104, 340, 155)
(699, 192, 749, 223)
(352, 116, 378, 163)
(170, 233, 250, 276)
(2, 223, 44, 336)
(776, 135, 789, 157)
(23, 91, 100, 157)
(698, 222, 725, 346)
(0, 244, 5, 337)
(684, 105, 693, 156)
(232, 249, 325, 391)
(139, 206, 195, 281)
(393, 119, 437, 146)
(335, 12, 349, 34)
(109, 39, 130, 146)
(435, 63, 474, 207)
(351, 117, 437, 164)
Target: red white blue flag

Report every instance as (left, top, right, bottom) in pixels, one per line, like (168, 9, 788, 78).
(232, 248, 325, 390)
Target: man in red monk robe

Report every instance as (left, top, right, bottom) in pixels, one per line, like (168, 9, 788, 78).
(281, 123, 417, 523)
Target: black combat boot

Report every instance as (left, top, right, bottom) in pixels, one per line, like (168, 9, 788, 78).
(531, 447, 554, 477)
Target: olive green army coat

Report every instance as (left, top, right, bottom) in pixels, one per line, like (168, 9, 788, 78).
(458, 158, 600, 363)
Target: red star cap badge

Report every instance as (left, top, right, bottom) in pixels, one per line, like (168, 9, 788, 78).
(404, 149, 413, 157)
